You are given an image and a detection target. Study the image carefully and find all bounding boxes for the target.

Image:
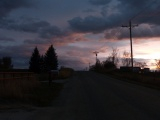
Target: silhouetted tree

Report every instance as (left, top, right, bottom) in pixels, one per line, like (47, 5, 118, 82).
(106, 48, 119, 67)
(95, 59, 102, 71)
(155, 59, 160, 70)
(0, 57, 13, 70)
(105, 47, 119, 68)
(29, 47, 41, 73)
(134, 61, 147, 69)
(121, 51, 131, 67)
(102, 60, 116, 70)
(44, 45, 58, 71)
(39, 55, 45, 72)
(89, 59, 103, 72)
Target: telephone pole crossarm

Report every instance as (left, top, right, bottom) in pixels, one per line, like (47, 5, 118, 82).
(93, 51, 99, 63)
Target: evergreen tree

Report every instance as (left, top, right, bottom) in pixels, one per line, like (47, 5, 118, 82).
(39, 55, 45, 72)
(44, 45, 58, 71)
(29, 47, 41, 73)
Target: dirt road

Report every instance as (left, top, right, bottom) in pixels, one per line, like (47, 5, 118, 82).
(1, 71, 160, 120)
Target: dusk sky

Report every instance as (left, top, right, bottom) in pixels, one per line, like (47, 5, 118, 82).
(1, 0, 160, 70)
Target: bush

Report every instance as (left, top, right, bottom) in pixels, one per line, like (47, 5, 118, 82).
(59, 67, 74, 79)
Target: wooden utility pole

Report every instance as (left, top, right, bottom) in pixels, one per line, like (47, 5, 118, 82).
(122, 20, 138, 71)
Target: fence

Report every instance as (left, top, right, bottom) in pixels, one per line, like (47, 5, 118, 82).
(0, 72, 35, 81)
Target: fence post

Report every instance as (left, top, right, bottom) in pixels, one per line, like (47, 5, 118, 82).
(3, 73, 5, 79)
(12, 73, 15, 80)
(48, 71, 52, 86)
(2, 72, 5, 84)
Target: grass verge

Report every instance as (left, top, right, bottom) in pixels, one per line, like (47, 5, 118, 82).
(0, 68, 73, 109)
(0, 79, 64, 108)
(93, 68, 160, 90)
(29, 82, 63, 107)
(103, 70, 160, 90)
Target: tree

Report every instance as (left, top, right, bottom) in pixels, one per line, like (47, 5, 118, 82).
(134, 61, 147, 69)
(44, 45, 58, 71)
(89, 59, 103, 71)
(106, 47, 119, 68)
(121, 51, 131, 67)
(0, 57, 13, 70)
(29, 47, 41, 73)
(155, 59, 160, 70)
(102, 60, 116, 70)
(39, 55, 45, 72)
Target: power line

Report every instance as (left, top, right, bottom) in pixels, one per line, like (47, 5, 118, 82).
(131, 0, 158, 21)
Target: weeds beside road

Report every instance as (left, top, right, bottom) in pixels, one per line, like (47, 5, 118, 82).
(0, 68, 74, 109)
(102, 70, 160, 90)
(0, 79, 63, 108)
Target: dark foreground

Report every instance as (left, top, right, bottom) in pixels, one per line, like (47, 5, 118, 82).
(0, 71, 160, 120)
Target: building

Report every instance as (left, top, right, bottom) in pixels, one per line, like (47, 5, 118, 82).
(120, 66, 150, 73)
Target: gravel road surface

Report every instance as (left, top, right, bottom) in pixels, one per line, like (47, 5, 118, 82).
(0, 71, 160, 120)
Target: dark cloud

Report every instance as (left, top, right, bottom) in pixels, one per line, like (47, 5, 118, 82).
(133, 24, 160, 38)
(0, 0, 32, 18)
(8, 20, 50, 33)
(119, 0, 160, 24)
(0, 36, 15, 42)
(119, 0, 149, 8)
(104, 24, 160, 40)
(104, 28, 128, 40)
(69, 0, 142, 33)
(39, 26, 63, 39)
(69, 0, 160, 39)
(89, 0, 111, 6)
(0, 44, 33, 57)
(24, 39, 47, 44)
(83, 9, 96, 13)
(0, 19, 63, 39)
(68, 16, 108, 33)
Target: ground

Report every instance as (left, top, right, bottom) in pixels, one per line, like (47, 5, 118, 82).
(0, 71, 160, 120)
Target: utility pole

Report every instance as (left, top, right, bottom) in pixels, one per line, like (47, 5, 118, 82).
(122, 20, 138, 71)
(93, 51, 99, 63)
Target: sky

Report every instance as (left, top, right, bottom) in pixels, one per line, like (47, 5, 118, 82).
(1, 0, 160, 70)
